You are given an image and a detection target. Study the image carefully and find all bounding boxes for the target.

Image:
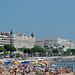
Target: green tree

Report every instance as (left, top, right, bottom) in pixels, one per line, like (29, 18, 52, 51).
(23, 48, 33, 57)
(53, 49, 59, 56)
(4, 44, 16, 58)
(44, 45, 50, 56)
(50, 46, 54, 56)
(44, 45, 49, 50)
(70, 49, 75, 55)
(62, 49, 71, 56)
(66, 49, 71, 55)
(0, 46, 6, 57)
(31, 46, 46, 53)
(18, 47, 25, 51)
(53, 49, 59, 53)
(49, 51, 53, 56)
(31, 45, 46, 57)
(50, 46, 54, 50)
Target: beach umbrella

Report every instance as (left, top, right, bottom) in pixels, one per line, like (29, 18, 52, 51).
(55, 65, 60, 67)
(12, 60, 17, 62)
(48, 67, 54, 69)
(13, 62, 18, 64)
(37, 67, 43, 71)
(21, 61, 30, 64)
(30, 62, 38, 64)
(0, 62, 4, 64)
(8, 66, 13, 69)
(52, 64, 56, 67)
(43, 62, 46, 64)
(17, 61, 23, 64)
(40, 63, 43, 65)
(37, 65, 41, 66)
(5, 61, 12, 64)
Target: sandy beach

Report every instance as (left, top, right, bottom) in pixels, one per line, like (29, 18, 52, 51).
(0, 57, 74, 75)
(64, 73, 75, 75)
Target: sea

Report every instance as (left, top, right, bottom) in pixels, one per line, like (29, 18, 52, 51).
(53, 61, 75, 71)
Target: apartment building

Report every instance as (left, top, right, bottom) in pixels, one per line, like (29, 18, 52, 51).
(36, 38, 75, 51)
(0, 33, 10, 46)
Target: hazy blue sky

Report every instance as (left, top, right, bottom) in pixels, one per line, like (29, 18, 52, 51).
(0, 0, 75, 41)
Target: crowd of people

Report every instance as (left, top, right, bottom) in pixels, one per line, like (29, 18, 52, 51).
(0, 60, 74, 75)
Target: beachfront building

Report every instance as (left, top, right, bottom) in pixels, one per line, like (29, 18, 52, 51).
(0, 30, 35, 49)
(0, 33, 10, 46)
(7, 30, 35, 48)
(36, 38, 75, 51)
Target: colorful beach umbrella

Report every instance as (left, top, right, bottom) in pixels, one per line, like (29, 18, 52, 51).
(0, 62, 4, 64)
(17, 61, 23, 64)
(8, 66, 13, 69)
(37, 67, 43, 71)
(52, 64, 56, 67)
(55, 65, 60, 67)
(48, 67, 54, 69)
(30, 62, 38, 64)
(40, 63, 43, 65)
(13, 62, 18, 64)
(21, 61, 30, 64)
(43, 62, 46, 64)
(5, 61, 12, 64)
(37, 65, 41, 66)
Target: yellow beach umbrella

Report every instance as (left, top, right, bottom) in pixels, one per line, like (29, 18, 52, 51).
(30, 62, 38, 64)
(40, 63, 43, 65)
(0, 62, 4, 64)
(37, 65, 41, 66)
(17, 61, 23, 64)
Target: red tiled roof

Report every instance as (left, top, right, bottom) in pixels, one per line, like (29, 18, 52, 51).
(0, 33, 10, 35)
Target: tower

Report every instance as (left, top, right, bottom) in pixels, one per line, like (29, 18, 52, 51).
(10, 29, 14, 34)
(9, 29, 15, 45)
(31, 32, 35, 39)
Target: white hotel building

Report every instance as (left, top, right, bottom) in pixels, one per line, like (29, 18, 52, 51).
(0, 30, 35, 49)
(36, 38, 75, 51)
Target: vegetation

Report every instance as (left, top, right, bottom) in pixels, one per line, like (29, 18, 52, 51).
(53, 49, 59, 53)
(48, 51, 53, 56)
(31, 45, 47, 57)
(23, 48, 33, 57)
(4, 44, 16, 58)
(0, 43, 75, 58)
(0, 46, 6, 57)
(31, 45, 46, 53)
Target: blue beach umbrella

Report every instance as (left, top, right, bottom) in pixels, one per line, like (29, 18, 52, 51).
(48, 67, 54, 69)
(52, 64, 56, 67)
(8, 66, 13, 69)
(55, 65, 60, 67)
(37, 67, 43, 71)
(5, 61, 12, 64)
(21, 61, 30, 64)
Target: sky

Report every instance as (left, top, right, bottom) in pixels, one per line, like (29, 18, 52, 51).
(0, 0, 75, 41)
